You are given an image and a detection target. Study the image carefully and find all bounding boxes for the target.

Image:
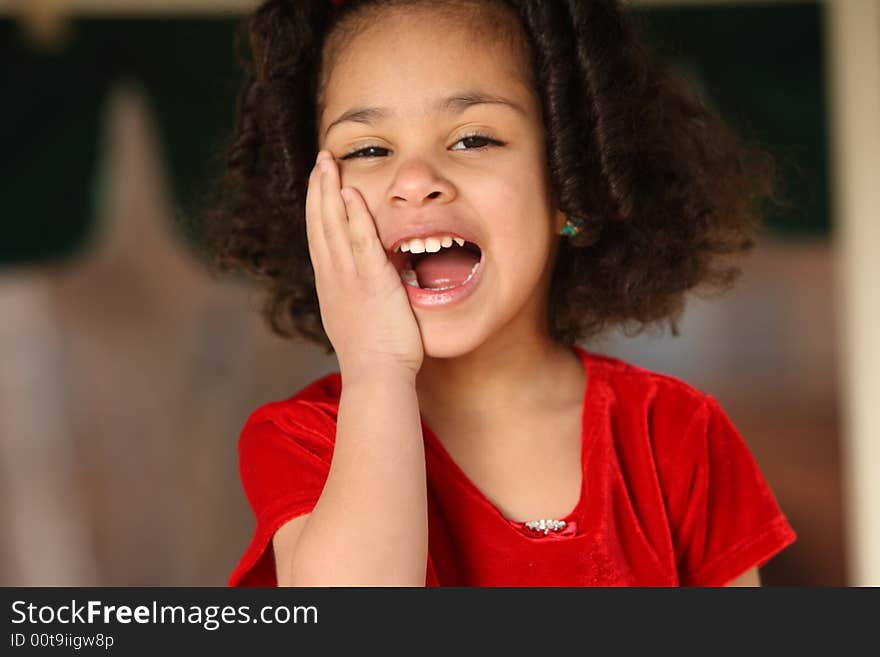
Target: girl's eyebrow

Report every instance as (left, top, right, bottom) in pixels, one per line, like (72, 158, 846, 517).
(323, 90, 526, 140)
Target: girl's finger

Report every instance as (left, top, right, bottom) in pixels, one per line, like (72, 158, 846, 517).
(318, 153, 356, 278)
(304, 156, 330, 275)
(340, 185, 389, 278)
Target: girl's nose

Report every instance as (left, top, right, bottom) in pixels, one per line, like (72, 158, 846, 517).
(388, 161, 454, 207)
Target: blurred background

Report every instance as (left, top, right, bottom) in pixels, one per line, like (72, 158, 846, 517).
(1, 0, 877, 586)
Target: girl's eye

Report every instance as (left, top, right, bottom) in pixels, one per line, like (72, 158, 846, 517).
(340, 132, 504, 160)
(450, 134, 503, 152)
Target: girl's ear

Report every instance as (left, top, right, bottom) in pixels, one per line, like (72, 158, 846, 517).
(553, 208, 568, 235)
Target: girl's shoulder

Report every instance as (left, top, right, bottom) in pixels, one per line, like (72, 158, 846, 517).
(579, 347, 752, 478)
(243, 370, 343, 440)
(579, 346, 713, 414)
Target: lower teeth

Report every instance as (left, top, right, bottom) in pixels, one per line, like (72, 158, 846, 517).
(400, 269, 419, 287)
(400, 261, 481, 291)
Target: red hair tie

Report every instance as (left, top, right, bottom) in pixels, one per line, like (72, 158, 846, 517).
(331, 0, 346, 6)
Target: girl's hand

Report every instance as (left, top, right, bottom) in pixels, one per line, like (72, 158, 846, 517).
(305, 151, 424, 382)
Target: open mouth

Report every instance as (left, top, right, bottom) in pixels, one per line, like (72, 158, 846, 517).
(395, 240, 483, 291)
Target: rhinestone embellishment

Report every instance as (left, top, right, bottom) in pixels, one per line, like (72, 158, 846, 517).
(524, 518, 567, 535)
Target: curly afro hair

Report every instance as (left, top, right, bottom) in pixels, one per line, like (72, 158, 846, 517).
(200, 0, 784, 355)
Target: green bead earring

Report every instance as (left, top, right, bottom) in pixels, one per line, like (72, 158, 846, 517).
(560, 216, 584, 237)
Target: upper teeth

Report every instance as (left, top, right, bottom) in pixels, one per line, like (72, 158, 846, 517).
(395, 235, 465, 254)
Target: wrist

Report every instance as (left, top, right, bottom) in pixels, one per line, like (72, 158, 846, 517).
(340, 362, 419, 388)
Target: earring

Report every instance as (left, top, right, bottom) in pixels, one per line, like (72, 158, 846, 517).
(560, 216, 585, 237)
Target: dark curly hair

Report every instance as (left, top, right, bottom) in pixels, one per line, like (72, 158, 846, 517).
(200, 0, 784, 355)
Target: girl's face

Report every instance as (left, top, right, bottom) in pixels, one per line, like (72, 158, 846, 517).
(318, 4, 566, 359)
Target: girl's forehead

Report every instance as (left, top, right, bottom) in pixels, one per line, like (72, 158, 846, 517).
(321, 10, 534, 119)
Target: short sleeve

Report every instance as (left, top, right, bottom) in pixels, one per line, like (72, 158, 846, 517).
(228, 402, 335, 587)
(666, 395, 796, 586)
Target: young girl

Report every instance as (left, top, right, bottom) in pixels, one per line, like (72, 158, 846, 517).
(206, 0, 796, 586)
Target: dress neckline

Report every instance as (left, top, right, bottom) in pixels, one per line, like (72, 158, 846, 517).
(420, 344, 601, 543)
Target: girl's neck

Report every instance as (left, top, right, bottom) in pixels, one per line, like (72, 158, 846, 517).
(415, 333, 582, 428)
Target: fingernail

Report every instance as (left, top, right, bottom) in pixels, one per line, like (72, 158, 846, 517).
(315, 150, 325, 165)
(341, 188, 353, 203)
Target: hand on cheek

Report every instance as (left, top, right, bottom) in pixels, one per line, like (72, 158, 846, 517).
(304, 150, 425, 382)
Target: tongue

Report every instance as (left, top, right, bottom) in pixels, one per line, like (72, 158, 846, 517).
(414, 247, 480, 289)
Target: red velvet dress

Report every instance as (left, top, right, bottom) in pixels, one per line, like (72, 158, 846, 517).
(228, 346, 796, 587)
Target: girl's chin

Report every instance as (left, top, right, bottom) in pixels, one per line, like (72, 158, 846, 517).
(418, 323, 488, 361)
